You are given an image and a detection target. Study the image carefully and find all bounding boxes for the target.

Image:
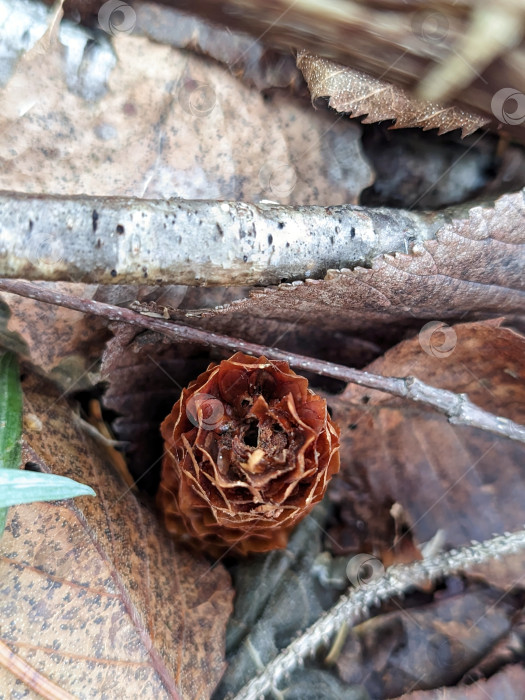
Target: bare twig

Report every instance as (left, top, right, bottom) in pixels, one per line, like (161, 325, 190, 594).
(0, 279, 523, 445)
(232, 528, 525, 700)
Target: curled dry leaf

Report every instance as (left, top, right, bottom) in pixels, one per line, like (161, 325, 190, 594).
(329, 319, 525, 589)
(297, 51, 490, 137)
(0, 368, 233, 699)
(158, 352, 340, 555)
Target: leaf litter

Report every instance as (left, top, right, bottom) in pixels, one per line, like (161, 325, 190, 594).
(0, 365, 233, 699)
(0, 1, 524, 698)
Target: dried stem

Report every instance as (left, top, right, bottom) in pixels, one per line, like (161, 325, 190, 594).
(232, 528, 525, 700)
(0, 279, 523, 445)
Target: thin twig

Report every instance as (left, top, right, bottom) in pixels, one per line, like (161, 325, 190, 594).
(232, 528, 525, 700)
(0, 279, 523, 444)
(0, 638, 78, 700)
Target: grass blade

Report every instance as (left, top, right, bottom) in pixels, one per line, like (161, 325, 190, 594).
(0, 352, 23, 534)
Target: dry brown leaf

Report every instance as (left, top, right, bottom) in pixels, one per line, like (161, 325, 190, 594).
(187, 190, 525, 339)
(394, 664, 525, 700)
(329, 319, 525, 589)
(0, 368, 233, 698)
(0, 14, 373, 205)
(297, 51, 490, 136)
(0, 283, 110, 391)
(337, 584, 520, 697)
(100, 327, 211, 492)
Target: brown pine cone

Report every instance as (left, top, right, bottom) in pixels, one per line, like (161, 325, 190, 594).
(157, 352, 340, 555)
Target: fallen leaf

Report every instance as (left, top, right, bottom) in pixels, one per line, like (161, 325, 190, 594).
(0, 5, 373, 205)
(0, 366, 233, 698)
(336, 582, 520, 697)
(213, 503, 354, 700)
(297, 51, 489, 137)
(329, 319, 525, 589)
(193, 189, 525, 339)
(394, 663, 525, 699)
(0, 283, 108, 391)
(100, 324, 211, 491)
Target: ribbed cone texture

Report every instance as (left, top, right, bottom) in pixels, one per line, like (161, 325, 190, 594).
(157, 352, 340, 555)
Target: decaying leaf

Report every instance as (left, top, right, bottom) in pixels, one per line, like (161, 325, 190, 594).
(192, 189, 525, 339)
(100, 324, 211, 492)
(329, 319, 525, 588)
(0, 367, 233, 698)
(336, 582, 521, 697)
(0, 283, 108, 391)
(213, 503, 365, 700)
(227, 529, 525, 700)
(297, 51, 490, 137)
(0, 2, 373, 206)
(395, 663, 525, 699)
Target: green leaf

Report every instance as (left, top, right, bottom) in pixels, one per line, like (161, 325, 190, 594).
(0, 468, 96, 508)
(0, 351, 23, 534)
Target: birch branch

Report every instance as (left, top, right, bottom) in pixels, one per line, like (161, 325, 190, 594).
(0, 191, 443, 286)
(0, 279, 523, 445)
(232, 527, 525, 700)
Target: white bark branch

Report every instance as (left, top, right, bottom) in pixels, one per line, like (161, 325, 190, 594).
(0, 191, 451, 286)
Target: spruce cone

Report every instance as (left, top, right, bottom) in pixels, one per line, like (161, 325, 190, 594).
(157, 352, 340, 555)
